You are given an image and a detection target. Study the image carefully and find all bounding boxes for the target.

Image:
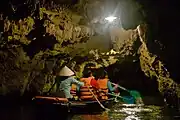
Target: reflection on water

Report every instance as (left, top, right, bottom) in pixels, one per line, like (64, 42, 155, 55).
(72, 104, 180, 120)
(72, 112, 109, 120)
(0, 104, 179, 120)
(73, 112, 109, 120)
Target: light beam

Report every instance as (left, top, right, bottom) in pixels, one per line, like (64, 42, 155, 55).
(105, 16, 117, 22)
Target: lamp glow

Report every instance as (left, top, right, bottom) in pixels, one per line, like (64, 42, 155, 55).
(105, 16, 117, 22)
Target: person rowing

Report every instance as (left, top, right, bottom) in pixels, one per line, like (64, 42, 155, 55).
(58, 66, 84, 101)
(94, 68, 118, 100)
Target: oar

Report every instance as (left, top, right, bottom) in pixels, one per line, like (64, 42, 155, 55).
(111, 82, 129, 92)
(99, 90, 134, 103)
(110, 82, 142, 102)
(107, 93, 135, 104)
(87, 86, 110, 111)
(107, 93, 126, 99)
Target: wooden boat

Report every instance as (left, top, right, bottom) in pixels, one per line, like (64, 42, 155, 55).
(32, 96, 115, 114)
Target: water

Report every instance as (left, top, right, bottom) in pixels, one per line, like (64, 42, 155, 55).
(72, 104, 180, 120)
(0, 104, 179, 120)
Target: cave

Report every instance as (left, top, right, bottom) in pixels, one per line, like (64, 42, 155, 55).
(0, 0, 179, 109)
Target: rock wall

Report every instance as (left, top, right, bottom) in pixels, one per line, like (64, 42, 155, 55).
(0, 1, 95, 96)
(0, 0, 179, 108)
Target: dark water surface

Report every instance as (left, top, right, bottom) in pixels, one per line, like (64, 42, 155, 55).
(0, 104, 179, 120)
(72, 104, 180, 120)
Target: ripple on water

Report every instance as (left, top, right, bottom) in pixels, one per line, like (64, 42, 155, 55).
(110, 104, 164, 120)
(72, 104, 179, 120)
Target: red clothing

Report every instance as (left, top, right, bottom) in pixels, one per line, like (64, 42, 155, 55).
(90, 78, 99, 89)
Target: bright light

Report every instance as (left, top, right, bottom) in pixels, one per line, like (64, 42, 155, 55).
(125, 115, 140, 120)
(105, 16, 117, 22)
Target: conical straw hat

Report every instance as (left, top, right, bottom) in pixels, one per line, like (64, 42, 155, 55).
(58, 66, 75, 76)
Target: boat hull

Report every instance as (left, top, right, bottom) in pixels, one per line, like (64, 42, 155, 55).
(32, 96, 115, 114)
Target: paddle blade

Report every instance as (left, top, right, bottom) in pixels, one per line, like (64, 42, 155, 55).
(122, 96, 135, 104)
(129, 90, 141, 99)
(129, 90, 143, 104)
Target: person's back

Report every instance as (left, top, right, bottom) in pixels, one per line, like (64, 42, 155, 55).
(79, 70, 95, 100)
(97, 78, 109, 100)
(58, 66, 84, 100)
(60, 76, 84, 98)
(96, 69, 118, 100)
(80, 77, 94, 86)
(90, 78, 99, 89)
(97, 78, 108, 89)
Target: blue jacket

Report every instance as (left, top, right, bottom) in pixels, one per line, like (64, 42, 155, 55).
(59, 76, 84, 98)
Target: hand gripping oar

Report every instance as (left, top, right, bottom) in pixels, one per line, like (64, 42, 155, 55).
(87, 86, 110, 111)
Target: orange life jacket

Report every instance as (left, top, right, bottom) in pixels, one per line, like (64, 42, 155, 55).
(70, 84, 77, 97)
(97, 79, 108, 100)
(79, 77, 95, 100)
(80, 77, 94, 86)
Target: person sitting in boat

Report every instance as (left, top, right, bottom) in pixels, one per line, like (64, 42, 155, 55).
(79, 70, 96, 100)
(81, 70, 95, 85)
(58, 66, 84, 101)
(95, 68, 118, 100)
(84, 64, 99, 89)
